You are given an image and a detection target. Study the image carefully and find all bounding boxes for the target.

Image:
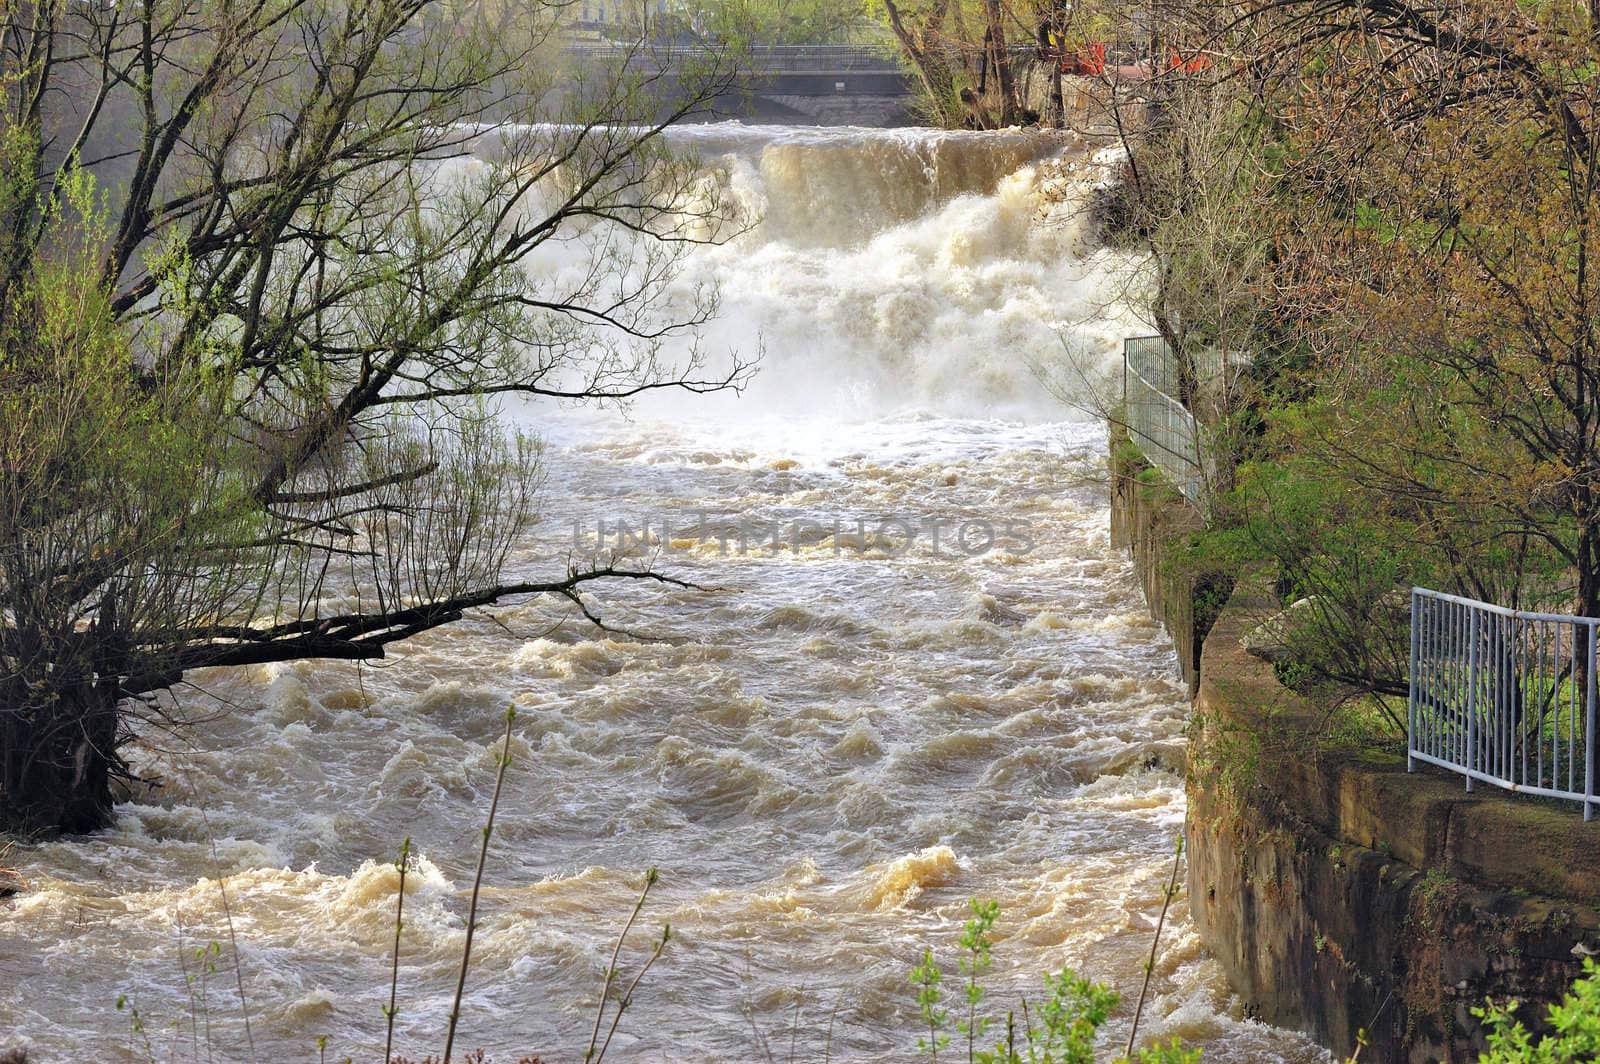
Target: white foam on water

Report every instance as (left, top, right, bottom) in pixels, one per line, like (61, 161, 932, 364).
(0, 123, 1325, 1063)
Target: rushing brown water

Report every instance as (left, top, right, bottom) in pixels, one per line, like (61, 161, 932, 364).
(0, 125, 1327, 1063)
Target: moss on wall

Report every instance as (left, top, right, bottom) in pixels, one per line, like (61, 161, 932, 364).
(1109, 440, 1600, 1061)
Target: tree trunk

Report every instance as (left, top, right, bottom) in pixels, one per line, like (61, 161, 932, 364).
(980, 0, 1018, 125)
(1046, 0, 1067, 128)
(1, 680, 122, 834)
(1, 597, 130, 835)
(880, 0, 959, 126)
(951, 0, 978, 86)
(1581, 514, 1600, 620)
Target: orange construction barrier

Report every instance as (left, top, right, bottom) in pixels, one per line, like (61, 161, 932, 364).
(1069, 41, 1105, 76)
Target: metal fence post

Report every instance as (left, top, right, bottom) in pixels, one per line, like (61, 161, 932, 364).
(1408, 588, 1420, 773)
(1587, 621, 1596, 823)
(1122, 340, 1129, 430)
(1466, 605, 1479, 793)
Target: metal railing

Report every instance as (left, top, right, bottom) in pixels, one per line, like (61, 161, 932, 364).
(567, 44, 910, 72)
(1122, 335, 1205, 507)
(1408, 587, 1600, 820)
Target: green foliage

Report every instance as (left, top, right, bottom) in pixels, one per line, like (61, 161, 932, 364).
(1131, 1039, 1202, 1064)
(960, 899, 1001, 1058)
(1021, 969, 1120, 1064)
(910, 901, 1203, 1064)
(683, 0, 874, 43)
(1321, 695, 1406, 754)
(913, 949, 952, 1058)
(1107, 0, 1600, 709)
(1184, 704, 1263, 812)
(1, 174, 261, 607)
(1476, 959, 1600, 1062)
(1156, 0, 1600, 652)
(1179, 354, 1574, 707)
(0, 0, 749, 834)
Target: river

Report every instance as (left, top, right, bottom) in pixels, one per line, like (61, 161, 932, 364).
(0, 124, 1327, 1063)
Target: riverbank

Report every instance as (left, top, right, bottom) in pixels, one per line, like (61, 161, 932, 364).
(1110, 428, 1600, 1062)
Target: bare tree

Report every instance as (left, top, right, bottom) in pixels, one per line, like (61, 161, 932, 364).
(1092, 0, 1600, 697)
(0, 0, 752, 833)
(874, 0, 1029, 127)
(877, 0, 965, 125)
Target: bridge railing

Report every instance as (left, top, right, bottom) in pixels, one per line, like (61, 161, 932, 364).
(1121, 335, 1205, 507)
(566, 43, 910, 71)
(1409, 587, 1600, 820)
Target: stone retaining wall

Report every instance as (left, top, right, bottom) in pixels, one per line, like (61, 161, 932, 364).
(1109, 430, 1600, 1061)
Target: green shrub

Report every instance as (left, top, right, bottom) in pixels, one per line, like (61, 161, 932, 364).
(1476, 958, 1600, 1062)
(908, 900, 1202, 1064)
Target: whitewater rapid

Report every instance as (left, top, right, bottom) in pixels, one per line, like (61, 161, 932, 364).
(0, 124, 1326, 1063)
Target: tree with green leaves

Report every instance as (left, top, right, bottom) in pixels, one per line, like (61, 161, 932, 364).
(678, 0, 874, 44)
(0, 0, 750, 834)
(1098, 0, 1600, 696)
(870, 0, 1037, 128)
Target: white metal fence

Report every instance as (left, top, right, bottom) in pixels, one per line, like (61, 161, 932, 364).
(1409, 587, 1600, 820)
(1122, 335, 1205, 507)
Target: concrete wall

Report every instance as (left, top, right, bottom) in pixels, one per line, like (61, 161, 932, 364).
(1108, 424, 1230, 696)
(1189, 597, 1600, 1061)
(1109, 432, 1600, 1062)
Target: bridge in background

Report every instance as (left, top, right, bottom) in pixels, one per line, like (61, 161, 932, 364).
(564, 44, 920, 126)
